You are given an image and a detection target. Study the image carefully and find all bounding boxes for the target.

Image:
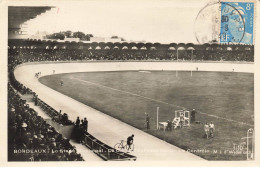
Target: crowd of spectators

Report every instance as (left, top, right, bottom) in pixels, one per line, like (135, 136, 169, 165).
(192, 50, 254, 62)
(8, 46, 84, 161)
(8, 84, 84, 161)
(8, 47, 254, 63)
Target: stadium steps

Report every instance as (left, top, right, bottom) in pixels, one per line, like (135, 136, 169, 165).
(27, 102, 51, 119)
(20, 94, 34, 102)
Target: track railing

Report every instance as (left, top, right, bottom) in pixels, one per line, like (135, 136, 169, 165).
(84, 133, 137, 161)
(37, 98, 137, 161)
(38, 98, 60, 118)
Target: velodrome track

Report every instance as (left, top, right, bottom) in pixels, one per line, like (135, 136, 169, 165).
(14, 61, 253, 161)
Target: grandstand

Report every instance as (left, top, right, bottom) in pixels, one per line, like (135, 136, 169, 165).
(8, 83, 84, 161)
(8, 39, 254, 62)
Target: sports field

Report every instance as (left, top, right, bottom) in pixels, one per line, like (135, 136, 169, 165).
(39, 70, 254, 160)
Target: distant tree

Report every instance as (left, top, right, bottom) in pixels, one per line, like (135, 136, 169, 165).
(55, 32, 65, 40)
(73, 31, 85, 39)
(84, 34, 94, 41)
(64, 31, 72, 38)
(46, 31, 94, 41)
(46, 32, 65, 40)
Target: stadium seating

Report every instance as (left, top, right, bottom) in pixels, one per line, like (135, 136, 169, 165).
(8, 84, 84, 161)
(8, 45, 84, 161)
(8, 39, 254, 62)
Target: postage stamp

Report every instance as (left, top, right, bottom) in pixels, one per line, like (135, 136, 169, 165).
(220, 2, 254, 44)
(0, 0, 259, 167)
(194, 0, 255, 45)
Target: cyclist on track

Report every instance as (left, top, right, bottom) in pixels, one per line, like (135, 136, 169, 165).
(127, 134, 134, 151)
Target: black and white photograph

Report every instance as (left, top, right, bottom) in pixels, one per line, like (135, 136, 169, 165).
(1, 0, 260, 166)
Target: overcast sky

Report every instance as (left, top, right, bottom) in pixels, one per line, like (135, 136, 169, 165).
(25, 0, 213, 44)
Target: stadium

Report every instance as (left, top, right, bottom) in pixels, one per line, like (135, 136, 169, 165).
(7, 5, 254, 162)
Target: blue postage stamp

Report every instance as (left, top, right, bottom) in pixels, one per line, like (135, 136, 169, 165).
(220, 2, 254, 44)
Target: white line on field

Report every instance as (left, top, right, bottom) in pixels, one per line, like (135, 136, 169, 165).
(71, 77, 253, 127)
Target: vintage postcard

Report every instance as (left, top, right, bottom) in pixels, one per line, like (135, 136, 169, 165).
(0, 0, 259, 166)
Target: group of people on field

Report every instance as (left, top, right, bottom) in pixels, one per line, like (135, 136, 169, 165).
(144, 109, 216, 138)
(145, 109, 197, 131)
(74, 117, 89, 143)
(204, 121, 215, 139)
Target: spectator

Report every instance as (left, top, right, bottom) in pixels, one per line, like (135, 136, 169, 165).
(79, 124, 85, 144)
(83, 117, 88, 132)
(145, 114, 150, 129)
(61, 113, 70, 125)
(204, 122, 210, 139)
(166, 120, 172, 131)
(191, 109, 196, 123)
(34, 94, 38, 106)
(209, 121, 215, 138)
(75, 117, 80, 127)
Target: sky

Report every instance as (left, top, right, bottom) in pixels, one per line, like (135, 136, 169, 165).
(25, 0, 213, 44)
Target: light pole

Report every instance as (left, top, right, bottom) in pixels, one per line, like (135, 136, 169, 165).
(247, 128, 254, 160)
(157, 107, 159, 130)
(176, 49, 178, 61)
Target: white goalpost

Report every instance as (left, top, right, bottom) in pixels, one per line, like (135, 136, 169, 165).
(175, 70, 193, 77)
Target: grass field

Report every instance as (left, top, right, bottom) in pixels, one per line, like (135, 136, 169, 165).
(39, 70, 254, 160)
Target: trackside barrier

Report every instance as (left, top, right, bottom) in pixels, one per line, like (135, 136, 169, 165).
(84, 133, 137, 161)
(37, 96, 137, 161)
(38, 98, 60, 119)
(37, 99, 75, 138)
(45, 119, 75, 139)
(37, 98, 73, 124)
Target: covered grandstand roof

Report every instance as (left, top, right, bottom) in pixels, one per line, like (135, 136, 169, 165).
(8, 6, 53, 29)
